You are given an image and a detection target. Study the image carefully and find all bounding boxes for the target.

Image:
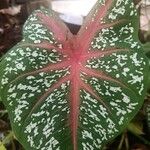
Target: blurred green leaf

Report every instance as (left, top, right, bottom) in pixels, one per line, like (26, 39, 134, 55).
(127, 122, 144, 135)
(0, 142, 6, 150)
(143, 43, 150, 90)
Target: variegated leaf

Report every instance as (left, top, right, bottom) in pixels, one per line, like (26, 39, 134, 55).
(0, 0, 148, 150)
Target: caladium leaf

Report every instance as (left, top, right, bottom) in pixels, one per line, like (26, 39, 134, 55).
(0, 0, 149, 149)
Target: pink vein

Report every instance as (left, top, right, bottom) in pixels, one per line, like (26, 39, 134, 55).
(83, 48, 128, 60)
(80, 80, 111, 113)
(19, 42, 68, 55)
(27, 74, 71, 117)
(78, 19, 126, 53)
(77, 0, 113, 49)
(9, 60, 70, 85)
(80, 66, 127, 89)
(78, 0, 113, 36)
(36, 12, 73, 42)
(99, 19, 126, 29)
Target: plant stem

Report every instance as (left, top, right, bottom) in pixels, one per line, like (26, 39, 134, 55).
(125, 133, 129, 150)
(129, 130, 150, 146)
(117, 133, 125, 150)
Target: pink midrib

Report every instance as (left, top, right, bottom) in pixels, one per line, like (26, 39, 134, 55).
(70, 62, 80, 150)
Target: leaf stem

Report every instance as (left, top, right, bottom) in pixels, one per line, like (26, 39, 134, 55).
(117, 133, 125, 150)
(128, 130, 150, 146)
(125, 132, 129, 150)
(1, 131, 14, 145)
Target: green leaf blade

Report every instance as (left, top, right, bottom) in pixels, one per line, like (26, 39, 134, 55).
(0, 0, 149, 150)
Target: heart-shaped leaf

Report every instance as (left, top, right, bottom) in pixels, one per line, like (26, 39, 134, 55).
(0, 0, 149, 149)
